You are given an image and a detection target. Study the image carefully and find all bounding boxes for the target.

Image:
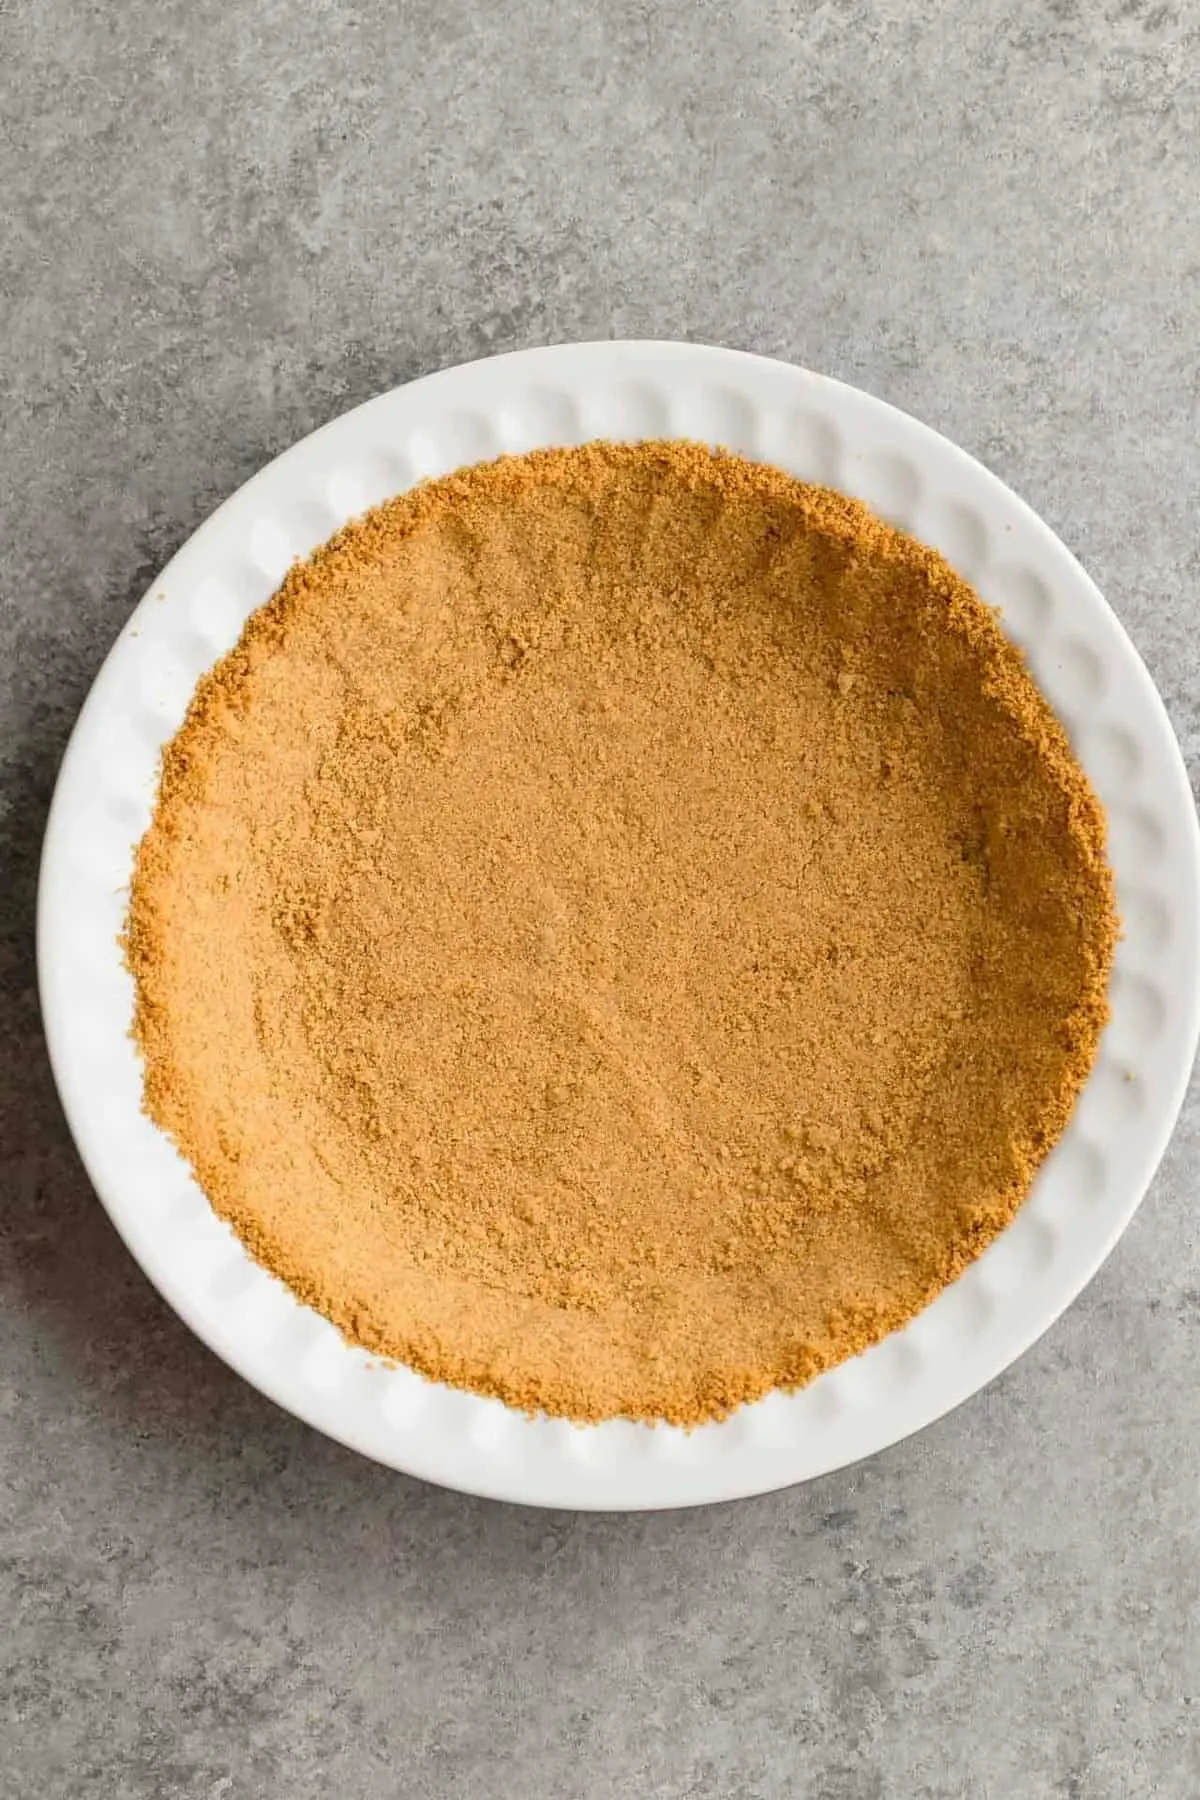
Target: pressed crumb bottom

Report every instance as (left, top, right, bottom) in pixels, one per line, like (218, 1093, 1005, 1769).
(126, 441, 1117, 1425)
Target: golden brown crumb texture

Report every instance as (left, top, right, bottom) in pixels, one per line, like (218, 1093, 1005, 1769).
(125, 441, 1117, 1425)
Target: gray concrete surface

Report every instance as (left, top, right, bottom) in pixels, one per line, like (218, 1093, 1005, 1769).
(3, 1, 1199, 1795)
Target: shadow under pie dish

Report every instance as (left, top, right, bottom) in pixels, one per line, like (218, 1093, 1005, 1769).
(122, 438, 1117, 1427)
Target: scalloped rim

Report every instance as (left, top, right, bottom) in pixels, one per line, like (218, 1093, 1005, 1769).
(37, 342, 1200, 1508)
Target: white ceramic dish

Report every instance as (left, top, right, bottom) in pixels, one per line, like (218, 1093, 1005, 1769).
(38, 341, 1200, 1509)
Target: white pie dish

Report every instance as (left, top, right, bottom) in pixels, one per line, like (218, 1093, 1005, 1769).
(37, 340, 1200, 1509)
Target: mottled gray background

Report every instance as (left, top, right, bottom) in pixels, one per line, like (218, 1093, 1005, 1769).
(3, 1, 1199, 1795)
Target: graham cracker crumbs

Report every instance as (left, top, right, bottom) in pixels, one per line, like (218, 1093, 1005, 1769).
(125, 441, 1117, 1425)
